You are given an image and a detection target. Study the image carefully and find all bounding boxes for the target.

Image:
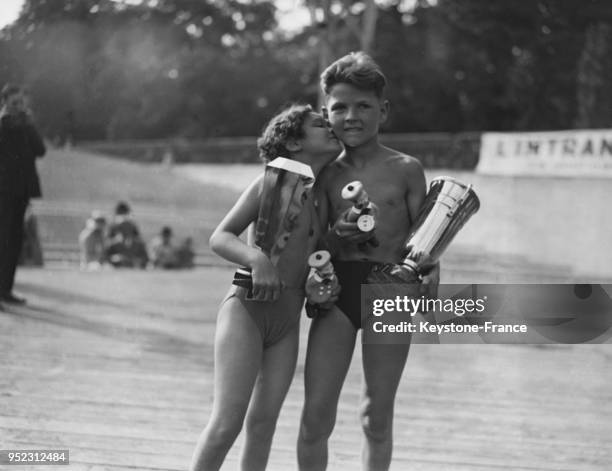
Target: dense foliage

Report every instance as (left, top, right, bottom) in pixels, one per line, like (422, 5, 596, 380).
(0, 0, 610, 141)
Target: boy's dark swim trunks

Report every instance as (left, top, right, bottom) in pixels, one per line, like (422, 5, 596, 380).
(334, 260, 380, 330)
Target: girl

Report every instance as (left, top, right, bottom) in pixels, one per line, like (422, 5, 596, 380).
(190, 104, 341, 471)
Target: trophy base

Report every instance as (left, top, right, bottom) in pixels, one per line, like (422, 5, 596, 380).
(233, 268, 254, 298)
(367, 262, 421, 285)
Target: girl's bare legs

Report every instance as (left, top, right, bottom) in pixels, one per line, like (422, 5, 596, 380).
(190, 298, 263, 471)
(297, 307, 357, 471)
(240, 324, 300, 471)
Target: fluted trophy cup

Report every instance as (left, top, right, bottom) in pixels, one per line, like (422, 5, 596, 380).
(232, 157, 315, 296)
(368, 176, 480, 284)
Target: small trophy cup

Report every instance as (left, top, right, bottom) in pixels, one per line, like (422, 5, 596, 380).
(232, 157, 315, 296)
(341, 181, 379, 250)
(305, 250, 339, 305)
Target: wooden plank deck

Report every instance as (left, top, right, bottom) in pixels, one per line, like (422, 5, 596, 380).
(1, 267, 611, 471)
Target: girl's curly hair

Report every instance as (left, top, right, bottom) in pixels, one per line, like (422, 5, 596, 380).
(257, 104, 313, 162)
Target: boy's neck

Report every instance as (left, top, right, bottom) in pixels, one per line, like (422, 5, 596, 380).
(343, 136, 382, 167)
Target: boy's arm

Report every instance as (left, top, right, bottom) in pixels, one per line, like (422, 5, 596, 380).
(209, 174, 281, 301)
(404, 157, 440, 296)
(319, 219, 368, 255)
(404, 158, 427, 225)
(314, 171, 372, 256)
(312, 179, 330, 248)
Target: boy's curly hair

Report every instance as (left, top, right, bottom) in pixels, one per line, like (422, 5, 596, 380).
(321, 51, 387, 98)
(257, 104, 313, 162)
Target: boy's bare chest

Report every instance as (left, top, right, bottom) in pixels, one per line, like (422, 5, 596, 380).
(327, 169, 407, 215)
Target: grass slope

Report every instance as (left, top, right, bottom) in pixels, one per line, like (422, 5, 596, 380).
(32, 148, 612, 280)
(34, 149, 241, 252)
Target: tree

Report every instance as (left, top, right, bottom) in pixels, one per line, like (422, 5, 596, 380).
(1, 0, 293, 139)
(3, 0, 609, 138)
(301, 0, 383, 106)
(574, 1, 612, 128)
(433, 0, 601, 131)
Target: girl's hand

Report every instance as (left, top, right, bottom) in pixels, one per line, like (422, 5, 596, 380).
(316, 282, 341, 311)
(250, 251, 282, 302)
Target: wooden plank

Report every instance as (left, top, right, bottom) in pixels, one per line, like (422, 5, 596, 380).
(1, 268, 611, 471)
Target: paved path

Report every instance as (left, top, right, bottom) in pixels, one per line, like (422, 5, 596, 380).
(2, 267, 611, 470)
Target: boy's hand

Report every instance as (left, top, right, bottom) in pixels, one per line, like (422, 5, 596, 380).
(251, 251, 282, 302)
(420, 261, 440, 298)
(332, 209, 376, 244)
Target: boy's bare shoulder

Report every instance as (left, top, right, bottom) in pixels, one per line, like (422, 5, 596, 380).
(382, 148, 425, 180)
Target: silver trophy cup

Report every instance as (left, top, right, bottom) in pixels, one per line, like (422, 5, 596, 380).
(368, 176, 480, 284)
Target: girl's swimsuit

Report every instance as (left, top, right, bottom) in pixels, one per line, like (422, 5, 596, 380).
(221, 285, 305, 347)
(223, 197, 321, 347)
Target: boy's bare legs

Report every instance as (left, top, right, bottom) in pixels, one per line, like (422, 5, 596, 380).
(298, 307, 357, 471)
(240, 324, 300, 471)
(190, 298, 263, 471)
(360, 342, 410, 471)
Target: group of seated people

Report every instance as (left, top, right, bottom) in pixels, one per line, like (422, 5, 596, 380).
(78, 201, 195, 271)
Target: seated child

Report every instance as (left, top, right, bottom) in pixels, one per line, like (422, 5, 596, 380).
(189, 104, 341, 471)
(78, 210, 107, 270)
(150, 226, 179, 269)
(106, 201, 149, 268)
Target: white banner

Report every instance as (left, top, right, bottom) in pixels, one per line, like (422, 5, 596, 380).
(478, 129, 612, 177)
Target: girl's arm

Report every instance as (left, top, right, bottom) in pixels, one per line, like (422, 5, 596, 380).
(209, 174, 282, 302)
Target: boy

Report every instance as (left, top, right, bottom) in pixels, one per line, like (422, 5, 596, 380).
(298, 52, 439, 471)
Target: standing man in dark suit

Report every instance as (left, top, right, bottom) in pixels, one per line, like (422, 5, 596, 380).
(0, 84, 46, 309)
